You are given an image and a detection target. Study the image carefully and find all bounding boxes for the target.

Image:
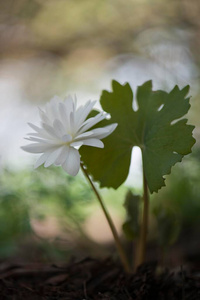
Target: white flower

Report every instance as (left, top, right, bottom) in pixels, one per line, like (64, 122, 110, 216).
(22, 95, 117, 176)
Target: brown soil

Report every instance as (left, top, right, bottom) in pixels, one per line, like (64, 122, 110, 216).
(0, 257, 199, 299)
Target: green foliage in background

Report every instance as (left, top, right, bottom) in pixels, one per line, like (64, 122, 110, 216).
(0, 167, 92, 258)
(121, 148, 200, 250)
(0, 169, 31, 257)
(0, 148, 199, 260)
(153, 205, 181, 250)
(28, 167, 92, 223)
(122, 191, 140, 240)
(152, 147, 200, 248)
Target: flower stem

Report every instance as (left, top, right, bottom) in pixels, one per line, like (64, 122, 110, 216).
(135, 163, 149, 268)
(80, 163, 131, 273)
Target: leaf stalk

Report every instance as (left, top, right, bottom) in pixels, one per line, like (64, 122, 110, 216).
(81, 163, 131, 273)
(135, 161, 149, 268)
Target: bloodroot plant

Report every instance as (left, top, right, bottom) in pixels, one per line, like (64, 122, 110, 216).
(22, 95, 131, 273)
(80, 80, 195, 269)
(22, 81, 195, 273)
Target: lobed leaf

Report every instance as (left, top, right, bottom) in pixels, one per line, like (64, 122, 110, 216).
(80, 80, 195, 193)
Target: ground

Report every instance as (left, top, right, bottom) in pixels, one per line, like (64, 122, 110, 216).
(0, 257, 199, 299)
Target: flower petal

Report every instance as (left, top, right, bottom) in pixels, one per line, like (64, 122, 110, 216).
(38, 108, 51, 125)
(44, 147, 64, 168)
(25, 137, 56, 144)
(59, 102, 70, 132)
(75, 100, 96, 130)
(78, 113, 107, 134)
(76, 123, 118, 141)
(90, 123, 118, 139)
(70, 111, 75, 134)
(81, 138, 104, 148)
(53, 119, 66, 138)
(64, 95, 73, 116)
(54, 146, 68, 165)
(74, 131, 94, 140)
(70, 141, 83, 147)
(28, 122, 43, 133)
(42, 123, 60, 140)
(34, 152, 51, 168)
(21, 143, 55, 153)
(62, 147, 80, 176)
(61, 134, 72, 143)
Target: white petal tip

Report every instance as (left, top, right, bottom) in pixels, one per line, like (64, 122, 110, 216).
(62, 166, 79, 176)
(112, 123, 118, 130)
(107, 123, 118, 135)
(21, 146, 28, 152)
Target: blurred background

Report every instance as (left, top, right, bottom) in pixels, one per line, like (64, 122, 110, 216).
(0, 0, 200, 266)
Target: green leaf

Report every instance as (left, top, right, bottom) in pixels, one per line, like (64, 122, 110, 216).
(122, 191, 140, 240)
(80, 80, 195, 193)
